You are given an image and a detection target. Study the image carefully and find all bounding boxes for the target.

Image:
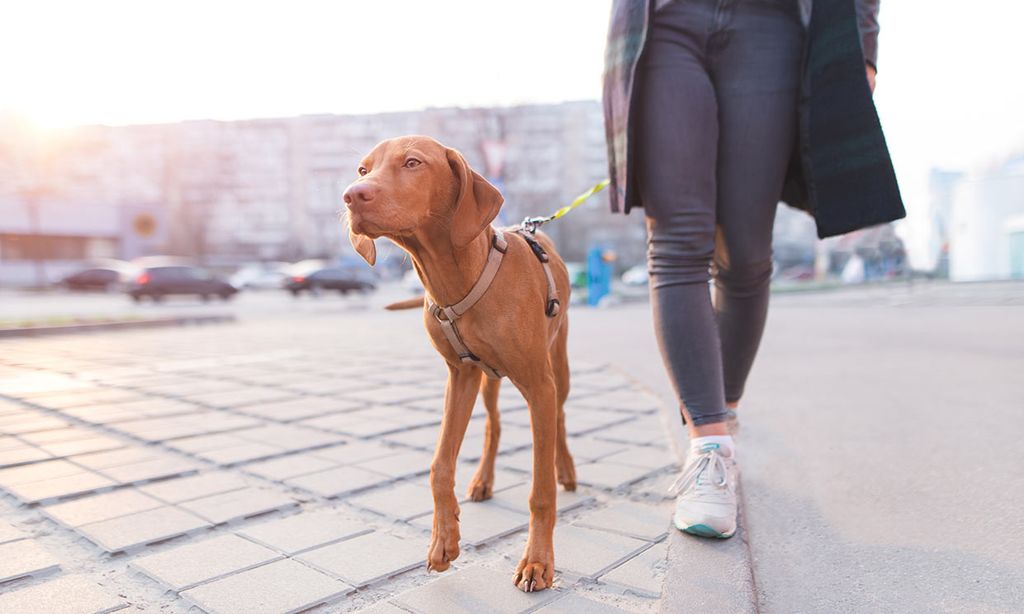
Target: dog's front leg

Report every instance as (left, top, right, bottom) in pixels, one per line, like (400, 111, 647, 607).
(426, 363, 479, 572)
(513, 373, 558, 592)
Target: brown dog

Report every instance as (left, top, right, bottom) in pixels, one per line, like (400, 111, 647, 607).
(343, 135, 576, 592)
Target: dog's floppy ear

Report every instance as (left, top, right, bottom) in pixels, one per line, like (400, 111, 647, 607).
(348, 222, 377, 266)
(446, 147, 503, 248)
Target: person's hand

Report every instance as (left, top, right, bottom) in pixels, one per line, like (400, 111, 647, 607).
(866, 63, 876, 93)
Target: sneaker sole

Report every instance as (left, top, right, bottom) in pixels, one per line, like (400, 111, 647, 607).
(680, 523, 735, 539)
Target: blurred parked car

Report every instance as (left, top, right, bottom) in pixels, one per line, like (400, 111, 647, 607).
(127, 266, 238, 302)
(229, 262, 290, 290)
(776, 265, 816, 282)
(284, 261, 377, 296)
(621, 264, 649, 286)
(59, 264, 136, 292)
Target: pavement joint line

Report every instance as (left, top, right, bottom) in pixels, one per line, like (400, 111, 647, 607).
(194, 445, 331, 469)
(238, 523, 376, 558)
(592, 538, 664, 584)
(131, 549, 287, 593)
(174, 559, 355, 614)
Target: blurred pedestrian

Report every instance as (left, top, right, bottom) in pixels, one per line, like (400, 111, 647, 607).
(602, 0, 904, 538)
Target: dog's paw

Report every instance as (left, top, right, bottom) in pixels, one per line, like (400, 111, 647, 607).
(467, 475, 494, 501)
(512, 558, 554, 592)
(556, 457, 577, 492)
(426, 521, 461, 572)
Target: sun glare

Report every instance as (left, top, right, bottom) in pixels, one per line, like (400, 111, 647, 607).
(2, 0, 612, 128)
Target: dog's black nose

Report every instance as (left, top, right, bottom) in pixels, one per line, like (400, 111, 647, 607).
(343, 183, 377, 207)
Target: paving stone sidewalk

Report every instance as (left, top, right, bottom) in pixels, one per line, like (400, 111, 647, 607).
(0, 320, 680, 613)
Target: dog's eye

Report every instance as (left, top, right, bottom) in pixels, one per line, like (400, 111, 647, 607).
(404, 158, 421, 169)
(357, 166, 368, 176)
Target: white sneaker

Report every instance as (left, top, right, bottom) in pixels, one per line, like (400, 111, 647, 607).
(668, 442, 738, 538)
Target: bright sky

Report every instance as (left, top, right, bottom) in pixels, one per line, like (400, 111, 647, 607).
(3, 0, 1022, 264)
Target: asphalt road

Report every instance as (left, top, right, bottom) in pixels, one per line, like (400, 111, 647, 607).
(573, 280, 1024, 613)
(740, 286, 1024, 613)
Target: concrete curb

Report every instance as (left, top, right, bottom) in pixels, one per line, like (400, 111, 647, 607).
(0, 314, 236, 338)
(649, 388, 759, 614)
(659, 480, 758, 613)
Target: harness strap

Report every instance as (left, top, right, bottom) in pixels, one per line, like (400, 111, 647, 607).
(515, 230, 561, 318)
(541, 261, 561, 317)
(428, 303, 503, 379)
(427, 229, 508, 379)
(444, 230, 507, 319)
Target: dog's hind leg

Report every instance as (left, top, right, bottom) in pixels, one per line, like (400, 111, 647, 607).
(426, 363, 479, 573)
(467, 373, 501, 501)
(551, 321, 576, 491)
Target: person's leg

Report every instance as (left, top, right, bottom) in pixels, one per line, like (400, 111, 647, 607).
(709, 0, 806, 409)
(650, 0, 805, 540)
(636, 0, 729, 438)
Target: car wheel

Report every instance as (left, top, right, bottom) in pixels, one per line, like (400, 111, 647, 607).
(219, 292, 233, 301)
(200, 294, 210, 302)
(130, 294, 141, 303)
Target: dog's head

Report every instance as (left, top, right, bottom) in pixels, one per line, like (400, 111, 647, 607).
(342, 135, 504, 265)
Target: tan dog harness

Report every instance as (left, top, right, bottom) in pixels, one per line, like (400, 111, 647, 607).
(427, 227, 560, 379)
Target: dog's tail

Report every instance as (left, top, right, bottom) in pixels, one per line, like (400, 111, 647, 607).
(385, 295, 425, 310)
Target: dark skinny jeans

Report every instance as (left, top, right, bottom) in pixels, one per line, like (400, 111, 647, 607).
(636, 0, 805, 425)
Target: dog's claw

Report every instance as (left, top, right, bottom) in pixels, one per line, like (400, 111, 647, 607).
(513, 560, 553, 593)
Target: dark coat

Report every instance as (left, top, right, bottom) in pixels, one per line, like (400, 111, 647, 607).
(602, 0, 905, 239)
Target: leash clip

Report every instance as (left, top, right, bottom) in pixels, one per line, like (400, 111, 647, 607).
(519, 216, 550, 234)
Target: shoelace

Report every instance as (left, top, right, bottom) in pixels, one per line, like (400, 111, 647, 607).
(667, 447, 730, 496)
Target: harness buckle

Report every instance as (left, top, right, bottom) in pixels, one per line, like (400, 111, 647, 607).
(492, 232, 508, 254)
(520, 232, 550, 263)
(429, 303, 462, 325)
(545, 298, 560, 317)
